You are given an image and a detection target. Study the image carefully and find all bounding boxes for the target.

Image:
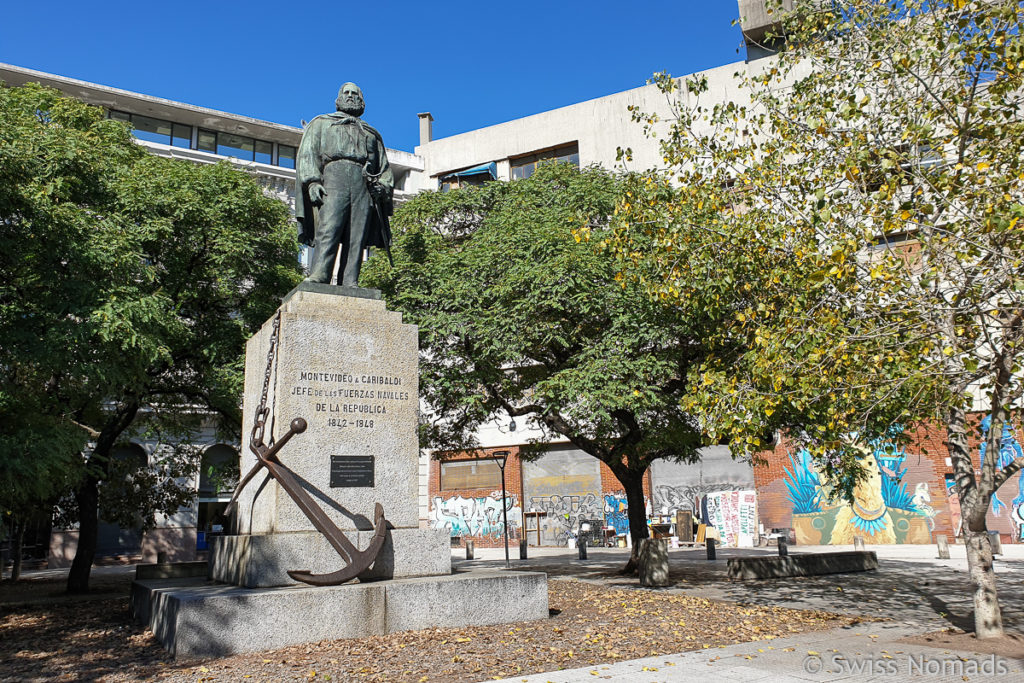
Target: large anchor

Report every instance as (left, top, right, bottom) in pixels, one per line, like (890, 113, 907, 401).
(227, 311, 388, 586)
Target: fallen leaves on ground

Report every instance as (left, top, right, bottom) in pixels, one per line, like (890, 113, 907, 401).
(0, 579, 856, 682)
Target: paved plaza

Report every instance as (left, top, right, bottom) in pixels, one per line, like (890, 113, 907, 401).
(461, 543, 1024, 681)
(5, 543, 1022, 681)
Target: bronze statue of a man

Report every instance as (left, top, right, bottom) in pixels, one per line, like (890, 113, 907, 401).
(296, 83, 394, 286)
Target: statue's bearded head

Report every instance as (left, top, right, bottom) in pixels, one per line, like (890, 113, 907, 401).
(336, 83, 365, 117)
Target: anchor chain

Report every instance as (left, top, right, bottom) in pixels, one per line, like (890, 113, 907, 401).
(227, 310, 281, 505)
(254, 310, 281, 447)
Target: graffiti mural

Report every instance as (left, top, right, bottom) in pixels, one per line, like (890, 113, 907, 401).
(429, 493, 522, 539)
(703, 490, 757, 547)
(654, 483, 748, 516)
(979, 416, 1024, 518)
(944, 474, 962, 537)
(604, 493, 630, 536)
(527, 493, 602, 546)
(521, 445, 603, 546)
(783, 444, 933, 545)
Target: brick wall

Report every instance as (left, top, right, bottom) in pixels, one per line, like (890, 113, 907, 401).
(428, 447, 525, 548)
(429, 448, 656, 547)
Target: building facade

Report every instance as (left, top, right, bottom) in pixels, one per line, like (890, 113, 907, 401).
(411, 2, 1024, 550)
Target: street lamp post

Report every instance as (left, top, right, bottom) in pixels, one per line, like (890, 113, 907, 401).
(492, 450, 511, 569)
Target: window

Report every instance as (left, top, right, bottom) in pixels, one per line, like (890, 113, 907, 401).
(867, 229, 923, 272)
(129, 114, 174, 145)
(278, 144, 296, 169)
(510, 143, 580, 180)
(217, 133, 255, 160)
(108, 111, 296, 167)
(197, 129, 217, 153)
(197, 501, 229, 533)
(111, 443, 148, 470)
(255, 140, 273, 165)
(857, 142, 944, 193)
(439, 162, 497, 192)
(440, 459, 502, 490)
(198, 444, 239, 496)
(172, 123, 191, 149)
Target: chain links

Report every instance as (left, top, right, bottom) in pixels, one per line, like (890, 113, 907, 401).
(252, 310, 282, 447)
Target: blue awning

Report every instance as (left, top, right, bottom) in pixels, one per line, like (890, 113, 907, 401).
(451, 162, 497, 179)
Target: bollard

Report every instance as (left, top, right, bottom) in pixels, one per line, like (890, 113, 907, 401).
(639, 538, 670, 586)
(778, 536, 788, 557)
(937, 535, 950, 560)
(989, 531, 1003, 556)
(706, 537, 717, 560)
(157, 551, 169, 565)
(465, 538, 474, 560)
(519, 539, 528, 560)
(578, 539, 588, 560)
(854, 537, 865, 551)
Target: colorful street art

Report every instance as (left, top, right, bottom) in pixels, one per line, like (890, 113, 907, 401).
(979, 416, 1024, 540)
(944, 474, 962, 537)
(703, 490, 757, 547)
(429, 493, 522, 539)
(783, 444, 934, 545)
(603, 493, 630, 536)
(979, 416, 1024, 515)
(653, 483, 748, 516)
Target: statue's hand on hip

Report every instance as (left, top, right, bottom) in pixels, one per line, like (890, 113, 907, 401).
(308, 182, 326, 206)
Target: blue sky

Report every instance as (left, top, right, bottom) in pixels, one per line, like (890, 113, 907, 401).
(1, 2, 745, 152)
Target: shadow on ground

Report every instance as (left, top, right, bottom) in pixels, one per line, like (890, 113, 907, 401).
(459, 548, 1024, 633)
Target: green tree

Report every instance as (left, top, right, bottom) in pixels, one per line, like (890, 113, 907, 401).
(363, 162, 740, 571)
(0, 83, 302, 592)
(612, 0, 1024, 636)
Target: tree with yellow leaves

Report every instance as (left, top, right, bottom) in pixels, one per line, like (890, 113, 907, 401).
(611, 0, 1024, 637)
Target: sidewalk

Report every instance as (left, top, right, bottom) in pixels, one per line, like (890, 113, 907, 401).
(466, 544, 1024, 681)
(491, 621, 1022, 682)
(455, 544, 1024, 631)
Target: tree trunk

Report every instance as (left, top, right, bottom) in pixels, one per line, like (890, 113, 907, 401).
(10, 518, 26, 582)
(66, 403, 139, 595)
(964, 528, 1003, 638)
(615, 470, 650, 576)
(67, 476, 99, 594)
(947, 405, 1005, 638)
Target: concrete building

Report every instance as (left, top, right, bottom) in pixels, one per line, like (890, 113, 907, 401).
(413, 1, 1024, 551)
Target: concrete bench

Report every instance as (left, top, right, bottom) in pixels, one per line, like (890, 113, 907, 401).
(727, 550, 878, 580)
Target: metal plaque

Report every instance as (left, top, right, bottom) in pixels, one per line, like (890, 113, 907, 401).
(330, 455, 375, 488)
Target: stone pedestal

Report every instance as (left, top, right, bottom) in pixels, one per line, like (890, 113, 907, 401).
(221, 285, 450, 584)
(134, 285, 548, 657)
(638, 538, 670, 587)
(133, 570, 549, 658)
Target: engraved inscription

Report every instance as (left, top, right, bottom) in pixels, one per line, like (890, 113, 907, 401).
(330, 455, 375, 488)
(288, 368, 414, 430)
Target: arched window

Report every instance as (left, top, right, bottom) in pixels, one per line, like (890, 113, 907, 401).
(198, 444, 239, 497)
(111, 443, 148, 471)
(197, 444, 239, 542)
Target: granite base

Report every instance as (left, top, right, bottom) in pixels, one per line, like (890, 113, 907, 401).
(132, 569, 549, 658)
